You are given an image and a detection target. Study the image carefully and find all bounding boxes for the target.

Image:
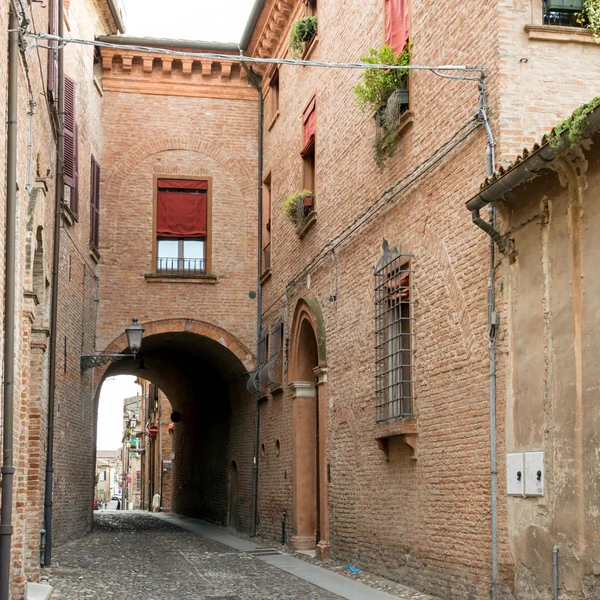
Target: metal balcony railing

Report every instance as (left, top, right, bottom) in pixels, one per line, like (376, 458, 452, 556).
(156, 257, 206, 275)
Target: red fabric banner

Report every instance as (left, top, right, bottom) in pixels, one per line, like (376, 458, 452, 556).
(157, 190, 207, 238)
(385, 0, 409, 55)
(158, 179, 208, 190)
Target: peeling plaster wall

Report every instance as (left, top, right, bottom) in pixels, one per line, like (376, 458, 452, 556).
(502, 140, 600, 599)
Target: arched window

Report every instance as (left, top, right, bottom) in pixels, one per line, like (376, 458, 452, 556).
(374, 241, 415, 421)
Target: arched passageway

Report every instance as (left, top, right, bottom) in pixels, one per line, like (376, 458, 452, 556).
(96, 322, 254, 528)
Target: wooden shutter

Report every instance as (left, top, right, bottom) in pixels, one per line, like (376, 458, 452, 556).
(90, 157, 100, 249)
(70, 124, 79, 217)
(63, 76, 76, 188)
(47, 0, 58, 106)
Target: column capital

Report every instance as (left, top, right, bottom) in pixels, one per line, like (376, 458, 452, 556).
(313, 365, 329, 386)
(288, 381, 316, 398)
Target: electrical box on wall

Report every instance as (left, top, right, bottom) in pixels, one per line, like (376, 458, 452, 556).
(506, 453, 524, 496)
(525, 451, 544, 496)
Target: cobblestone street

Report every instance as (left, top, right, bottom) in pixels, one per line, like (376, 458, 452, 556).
(45, 513, 437, 600)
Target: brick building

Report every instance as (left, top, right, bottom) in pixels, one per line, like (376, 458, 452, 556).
(1, 0, 600, 598)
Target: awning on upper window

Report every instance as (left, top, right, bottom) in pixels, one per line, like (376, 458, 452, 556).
(157, 179, 207, 238)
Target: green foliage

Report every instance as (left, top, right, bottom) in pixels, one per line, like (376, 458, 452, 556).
(288, 17, 317, 59)
(577, 0, 600, 39)
(353, 44, 412, 114)
(283, 190, 313, 226)
(548, 96, 600, 151)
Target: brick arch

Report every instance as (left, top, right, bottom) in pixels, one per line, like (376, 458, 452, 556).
(288, 297, 327, 382)
(103, 317, 255, 372)
(104, 136, 254, 199)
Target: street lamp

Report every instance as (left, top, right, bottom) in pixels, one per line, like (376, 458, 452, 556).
(80, 318, 145, 370)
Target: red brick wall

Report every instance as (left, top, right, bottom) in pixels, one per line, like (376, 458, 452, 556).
(249, 0, 509, 597)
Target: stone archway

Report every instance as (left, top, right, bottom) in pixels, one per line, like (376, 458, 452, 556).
(288, 298, 330, 559)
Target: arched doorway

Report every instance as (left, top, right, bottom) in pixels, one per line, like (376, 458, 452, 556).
(288, 299, 330, 559)
(92, 320, 254, 527)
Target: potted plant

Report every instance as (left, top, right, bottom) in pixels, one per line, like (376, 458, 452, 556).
(283, 189, 314, 227)
(577, 0, 600, 39)
(354, 44, 412, 168)
(289, 16, 317, 59)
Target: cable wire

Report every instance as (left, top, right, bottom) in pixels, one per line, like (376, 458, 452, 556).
(25, 32, 486, 78)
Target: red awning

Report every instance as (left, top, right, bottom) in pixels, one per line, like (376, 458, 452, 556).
(385, 0, 409, 54)
(158, 179, 208, 190)
(302, 101, 316, 155)
(157, 190, 207, 238)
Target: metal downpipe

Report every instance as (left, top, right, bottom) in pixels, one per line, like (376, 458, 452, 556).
(44, 0, 65, 567)
(0, 6, 19, 598)
(244, 66, 263, 538)
(477, 77, 499, 600)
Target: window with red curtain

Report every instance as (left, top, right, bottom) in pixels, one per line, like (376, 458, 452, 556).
(156, 179, 208, 274)
(302, 99, 316, 215)
(385, 0, 409, 54)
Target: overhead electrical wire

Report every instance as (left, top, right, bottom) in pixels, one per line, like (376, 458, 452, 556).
(25, 32, 485, 79)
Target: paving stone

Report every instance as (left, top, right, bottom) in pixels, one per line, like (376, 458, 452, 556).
(47, 513, 342, 600)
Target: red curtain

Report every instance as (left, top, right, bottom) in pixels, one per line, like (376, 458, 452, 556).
(157, 179, 207, 238)
(302, 100, 316, 155)
(385, 0, 409, 54)
(158, 179, 208, 190)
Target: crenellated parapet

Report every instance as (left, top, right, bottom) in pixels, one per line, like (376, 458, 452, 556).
(100, 47, 256, 100)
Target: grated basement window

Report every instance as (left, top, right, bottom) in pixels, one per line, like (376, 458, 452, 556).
(374, 242, 415, 422)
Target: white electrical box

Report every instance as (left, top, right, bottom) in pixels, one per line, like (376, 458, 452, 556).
(506, 452, 524, 496)
(525, 451, 544, 496)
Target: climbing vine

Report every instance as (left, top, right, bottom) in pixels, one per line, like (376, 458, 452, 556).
(577, 0, 600, 39)
(548, 96, 600, 151)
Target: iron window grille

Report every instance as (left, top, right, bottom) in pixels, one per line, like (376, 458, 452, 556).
(374, 241, 415, 422)
(543, 0, 584, 26)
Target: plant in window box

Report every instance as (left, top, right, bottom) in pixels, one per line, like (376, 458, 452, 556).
(283, 189, 314, 228)
(354, 44, 412, 168)
(577, 0, 600, 39)
(289, 16, 317, 59)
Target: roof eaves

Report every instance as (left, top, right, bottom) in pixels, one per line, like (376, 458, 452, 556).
(466, 101, 600, 212)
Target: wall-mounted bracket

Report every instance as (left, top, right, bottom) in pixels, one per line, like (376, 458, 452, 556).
(80, 352, 135, 371)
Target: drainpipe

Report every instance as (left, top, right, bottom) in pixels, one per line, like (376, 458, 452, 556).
(476, 77, 499, 600)
(0, 6, 19, 599)
(44, 0, 65, 567)
(242, 63, 263, 537)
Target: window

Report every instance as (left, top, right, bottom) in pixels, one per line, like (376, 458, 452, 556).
(374, 242, 415, 421)
(266, 68, 279, 125)
(385, 0, 409, 54)
(305, 0, 317, 17)
(262, 174, 272, 274)
(302, 98, 316, 216)
(542, 0, 584, 26)
(64, 75, 79, 218)
(99, 470, 106, 482)
(155, 178, 208, 274)
(90, 156, 100, 250)
(47, 0, 58, 107)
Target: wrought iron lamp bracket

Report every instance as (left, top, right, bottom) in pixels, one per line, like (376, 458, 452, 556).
(80, 353, 136, 371)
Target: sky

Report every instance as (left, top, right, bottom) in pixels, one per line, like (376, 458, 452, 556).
(96, 376, 141, 450)
(123, 0, 256, 43)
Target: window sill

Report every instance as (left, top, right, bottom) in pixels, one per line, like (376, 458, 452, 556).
(61, 200, 78, 226)
(89, 247, 100, 264)
(268, 110, 280, 132)
(524, 24, 596, 44)
(375, 417, 418, 460)
(144, 272, 218, 284)
(302, 34, 319, 60)
(260, 268, 272, 285)
(296, 211, 317, 239)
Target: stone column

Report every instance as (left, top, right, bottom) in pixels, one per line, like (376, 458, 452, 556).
(290, 381, 317, 550)
(314, 366, 330, 560)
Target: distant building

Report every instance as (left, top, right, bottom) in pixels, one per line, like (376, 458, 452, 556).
(95, 450, 122, 503)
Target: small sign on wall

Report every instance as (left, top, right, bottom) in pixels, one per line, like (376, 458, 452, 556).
(162, 460, 172, 473)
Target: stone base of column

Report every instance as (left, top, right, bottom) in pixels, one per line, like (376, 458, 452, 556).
(291, 535, 316, 550)
(315, 540, 331, 560)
